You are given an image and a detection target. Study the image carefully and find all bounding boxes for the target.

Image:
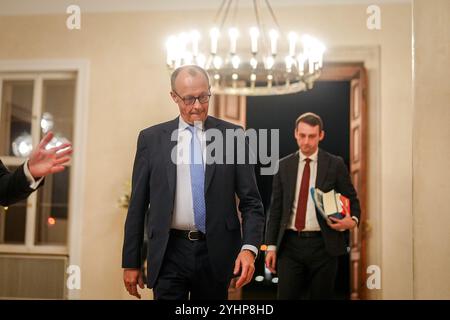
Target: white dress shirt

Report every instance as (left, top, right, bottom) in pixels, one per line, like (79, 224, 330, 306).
(23, 160, 44, 189)
(171, 117, 205, 230)
(171, 117, 258, 257)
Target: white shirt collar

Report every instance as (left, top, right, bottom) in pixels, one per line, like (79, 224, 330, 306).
(178, 116, 204, 131)
(299, 149, 318, 162)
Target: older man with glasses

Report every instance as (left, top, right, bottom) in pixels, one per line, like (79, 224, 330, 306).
(122, 65, 265, 300)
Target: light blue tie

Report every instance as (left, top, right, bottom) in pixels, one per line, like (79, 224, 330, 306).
(187, 125, 206, 233)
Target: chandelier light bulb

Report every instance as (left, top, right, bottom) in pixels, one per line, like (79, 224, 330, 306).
(249, 27, 260, 54)
(213, 55, 223, 69)
(264, 56, 275, 70)
(288, 32, 298, 57)
(231, 55, 240, 69)
(301, 34, 313, 48)
(250, 57, 258, 69)
(190, 30, 201, 57)
(196, 53, 206, 68)
(267, 74, 273, 88)
(210, 27, 220, 54)
(285, 56, 294, 72)
(297, 53, 305, 74)
(269, 29, 279, 55)
(228, 27, 239, 55)
(183, 51, 193, 65)
(179, 32, 189, 51)
(166, 36, 177, 66)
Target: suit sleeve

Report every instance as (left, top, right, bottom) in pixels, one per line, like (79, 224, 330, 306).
(234, 134, 265, 250)
(0, 160, 36, 207)
(335, 157, 361, 225)
(122, 131, 150, 268)
(265, 164, 283, 245)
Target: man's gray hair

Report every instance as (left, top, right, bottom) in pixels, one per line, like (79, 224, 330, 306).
(170, 65, 210, 91)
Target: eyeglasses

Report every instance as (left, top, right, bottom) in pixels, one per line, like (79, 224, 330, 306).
(172, 91, 211, 105)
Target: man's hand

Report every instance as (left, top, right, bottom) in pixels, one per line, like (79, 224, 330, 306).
(123, 268, 145, 299)
(233, 250, 256, 289)
(265, 250, 277, 274)
(28, 132, 72, 179)
(328, 212, 357, 231)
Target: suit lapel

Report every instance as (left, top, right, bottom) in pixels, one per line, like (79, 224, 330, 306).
(286, 152, 300, 208)
(204, 116, 218, 193)
(162, 117, 179, 200)
(315, 148, 329, 189)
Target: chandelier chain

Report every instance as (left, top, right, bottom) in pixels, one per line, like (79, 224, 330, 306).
(213, 0, 227, 25)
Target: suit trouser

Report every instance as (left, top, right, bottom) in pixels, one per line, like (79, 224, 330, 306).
(153, 234, 230, 300)
(277, 231, 338, 300)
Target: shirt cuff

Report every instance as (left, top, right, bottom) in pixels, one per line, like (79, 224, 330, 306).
(351, 216, 359, 226)
(23, 160, 44, 190)
(266, 245, 277, 252)
(241, 245, 258, 259)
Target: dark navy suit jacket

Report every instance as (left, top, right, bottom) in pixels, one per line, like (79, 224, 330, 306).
(265, 149, 361, 256)
(0, 160, 38, 207)
(122, 116, 265, 288)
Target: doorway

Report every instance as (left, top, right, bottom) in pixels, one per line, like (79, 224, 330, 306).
(214, 63, 369, 300)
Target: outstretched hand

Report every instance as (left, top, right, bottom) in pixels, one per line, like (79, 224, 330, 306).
(28, 132, 72, 179)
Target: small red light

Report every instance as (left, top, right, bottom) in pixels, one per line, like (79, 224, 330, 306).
(47, 217, 56, 226)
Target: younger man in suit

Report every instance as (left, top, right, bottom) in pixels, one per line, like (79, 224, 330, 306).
(265, 112, 361, 299)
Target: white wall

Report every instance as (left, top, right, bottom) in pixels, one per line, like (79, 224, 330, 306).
(412, 0, 450, 299)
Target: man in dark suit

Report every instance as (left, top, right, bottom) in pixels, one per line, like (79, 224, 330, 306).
(0, 132, 72, 206)
(265, 112, 361, 300)
(122, 65, 265, 300)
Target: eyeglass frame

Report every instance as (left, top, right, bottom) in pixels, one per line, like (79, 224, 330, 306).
(172, 90, 212, 105)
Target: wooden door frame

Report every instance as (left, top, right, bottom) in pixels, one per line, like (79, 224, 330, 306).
(319, 62, 369, 299)
(212, 46, 382, 299)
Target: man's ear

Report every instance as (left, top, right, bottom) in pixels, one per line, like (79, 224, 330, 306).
(170, 91, 177, 103)
(319, 130, 325, 141)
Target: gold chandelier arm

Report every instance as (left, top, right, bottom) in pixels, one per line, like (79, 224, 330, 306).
(253, 0, 262, 32)
(231, 0, 239, 27)
(254, 0, 270, 57)
(264, 0, 282, 31)
(213, 0, 228, 25)
(218, 0, 233, 31)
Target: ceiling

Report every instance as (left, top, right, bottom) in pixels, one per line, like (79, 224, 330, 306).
(0, 0, 411, 16)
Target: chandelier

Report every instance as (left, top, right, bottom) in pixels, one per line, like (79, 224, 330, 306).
(165, 0, 325, 96)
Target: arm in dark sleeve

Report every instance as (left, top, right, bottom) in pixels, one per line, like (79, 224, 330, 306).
(122, 131, 150, 269)
(0, 160, 36, 207)
(235, 136, 265, 250)
(336, 157, 361, 224)
(265, 166, 283, 245)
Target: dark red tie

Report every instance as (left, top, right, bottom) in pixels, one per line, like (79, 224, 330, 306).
(295, 158, 311, 231)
